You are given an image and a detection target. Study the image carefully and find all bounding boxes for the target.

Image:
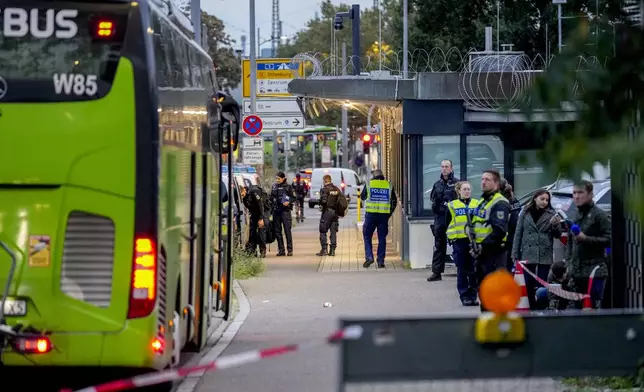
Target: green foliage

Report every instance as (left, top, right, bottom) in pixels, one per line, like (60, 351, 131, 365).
(201, 11, 241, 91)
(523, 14, 644, 217)
(232, 248, 266, 280)
(562, 375, 642, 390)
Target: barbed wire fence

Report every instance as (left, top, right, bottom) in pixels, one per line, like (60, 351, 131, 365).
(290, 48, 606, 110)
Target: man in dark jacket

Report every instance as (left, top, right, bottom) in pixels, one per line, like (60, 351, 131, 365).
(292, 173, 308, 222)
(242, 185, 267, 258)
(271, 171, 296, 256)
(500, 179, 521, 272)
(317, 174, 342, 256)
(563, 180, 611, 309)
(427, 160, 459, 282)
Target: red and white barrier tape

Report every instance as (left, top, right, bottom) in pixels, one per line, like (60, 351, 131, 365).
(60, 325, 364, 392)
(516, 261, 599, 301)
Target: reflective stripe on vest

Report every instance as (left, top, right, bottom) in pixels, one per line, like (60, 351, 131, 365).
(446, 199, 480, 240)
(472, 192, 508, 244)
(365, 179, 392, 214)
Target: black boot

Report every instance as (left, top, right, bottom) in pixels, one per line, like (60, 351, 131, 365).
(316, 247, 328, 256)
(328, 246, 336, 256)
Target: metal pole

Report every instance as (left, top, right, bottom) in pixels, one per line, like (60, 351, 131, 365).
(378, 0, 382, 71)
(497, 1, 500, 51)
(403, 0, 408, 78)
(257, 27, 260, 57)
(191, 0, 201, 46)
(284, 132, 289, 172)
(312, 139, 316, 169)
(557, 4, 563, 53)
(351, 4, 361, 75)
(249, 0, 257, 117)
(335, 124, 340, 167)
(342, 43, 349, 169)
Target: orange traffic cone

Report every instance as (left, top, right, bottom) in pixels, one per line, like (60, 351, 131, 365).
(513, 262, 530, 312)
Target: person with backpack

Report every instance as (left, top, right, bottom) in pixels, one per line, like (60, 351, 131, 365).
(316, 174, 346, 256)
(241, 185, 269, 258)
(360, 169, 398, 268)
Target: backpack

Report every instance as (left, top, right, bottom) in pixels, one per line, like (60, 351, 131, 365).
(335, 187, 349, 218)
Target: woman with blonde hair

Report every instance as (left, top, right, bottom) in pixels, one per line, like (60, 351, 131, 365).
(445, 180, 480, 306)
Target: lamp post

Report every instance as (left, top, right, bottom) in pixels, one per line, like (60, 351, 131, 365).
(334, 4, 361, 75)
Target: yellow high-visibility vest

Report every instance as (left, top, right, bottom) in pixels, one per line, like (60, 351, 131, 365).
(472, 192, 509, 244)
(446, 199, 480, 240)
(365, 179, 392, 214)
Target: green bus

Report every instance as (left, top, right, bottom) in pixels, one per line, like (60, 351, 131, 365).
(0, 0, 239, 388)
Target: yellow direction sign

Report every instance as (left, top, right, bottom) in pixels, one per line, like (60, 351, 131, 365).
(242, 58, 304, 98)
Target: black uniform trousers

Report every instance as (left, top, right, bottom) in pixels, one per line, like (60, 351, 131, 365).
(476, 251, 508, 312)
(273, 210, 293, 253)
(319, 209, 339, 248)
(245, 216, 266, 255)
(431, 214, 448, 274)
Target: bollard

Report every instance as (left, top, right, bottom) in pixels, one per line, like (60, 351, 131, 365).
(357, 194, 361, 222)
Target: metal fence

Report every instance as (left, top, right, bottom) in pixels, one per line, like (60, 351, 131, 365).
(338, 312, 644, 391)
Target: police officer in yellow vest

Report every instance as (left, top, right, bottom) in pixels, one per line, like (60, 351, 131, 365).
(446, 181, 480, 306)
(470, 169, 511, 311)
(360, 169, 398, 268)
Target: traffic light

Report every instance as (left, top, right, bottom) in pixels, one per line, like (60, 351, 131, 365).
(362, 134, 372, 154)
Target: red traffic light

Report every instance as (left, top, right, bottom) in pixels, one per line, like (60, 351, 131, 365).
(362, 134, 372, 143)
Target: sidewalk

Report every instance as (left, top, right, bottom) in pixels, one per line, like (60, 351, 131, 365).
(185, 207, 558, 392)
(262, 207, 403, 273)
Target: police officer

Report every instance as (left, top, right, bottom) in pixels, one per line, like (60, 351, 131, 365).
(427, 159, 460, 282)
(500, 178, 521, 272)
(316, 174, 342, 256)
(271, 171, 296, 256)
(241, 185, 267, 258)
(292, 173, 308, 223)
(445, 181, 480, 306)
(470, 169, 511, 311)
(361, 169, 398, 268)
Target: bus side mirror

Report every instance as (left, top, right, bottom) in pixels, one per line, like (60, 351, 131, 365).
(217, 91, 241, 153)
(204, 94, 222, 153)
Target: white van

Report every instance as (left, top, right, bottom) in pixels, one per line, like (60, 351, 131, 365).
(308, 168, 364, 208)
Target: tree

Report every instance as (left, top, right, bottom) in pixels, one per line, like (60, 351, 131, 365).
(522, 8, 644, 212)
(202, 11, 241, 91)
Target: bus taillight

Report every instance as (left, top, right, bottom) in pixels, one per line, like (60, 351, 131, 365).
(127, 237, 157, 319)
(13, 337, 52, 354)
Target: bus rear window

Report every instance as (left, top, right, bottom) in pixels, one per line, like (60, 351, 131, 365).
(0, 3, 130, 102)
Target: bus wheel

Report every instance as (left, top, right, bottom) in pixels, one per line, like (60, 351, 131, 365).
(171, 311, 181, 367)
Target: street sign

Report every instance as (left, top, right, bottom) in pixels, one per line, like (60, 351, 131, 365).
(242, 137, 264, 149)
(242, 149, 264, 165)
(242, 115, 263, 136)
(552, 0, 567, 3)
(242, 98, 300, 115)
(260, 116, 305, 130)
(242, 58, 304, 98)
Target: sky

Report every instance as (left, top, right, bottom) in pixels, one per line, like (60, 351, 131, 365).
(202, 0, 375, 55)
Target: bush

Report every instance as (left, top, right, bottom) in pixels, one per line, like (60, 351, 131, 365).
(562, 375, 643, 391)
(232, 248, 266, 280)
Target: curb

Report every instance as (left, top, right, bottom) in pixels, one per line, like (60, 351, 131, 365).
(177, 280, 251, 392)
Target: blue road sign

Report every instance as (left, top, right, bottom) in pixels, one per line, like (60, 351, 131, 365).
(242, 115, 263, 136)
(257, 62, 299, 71)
